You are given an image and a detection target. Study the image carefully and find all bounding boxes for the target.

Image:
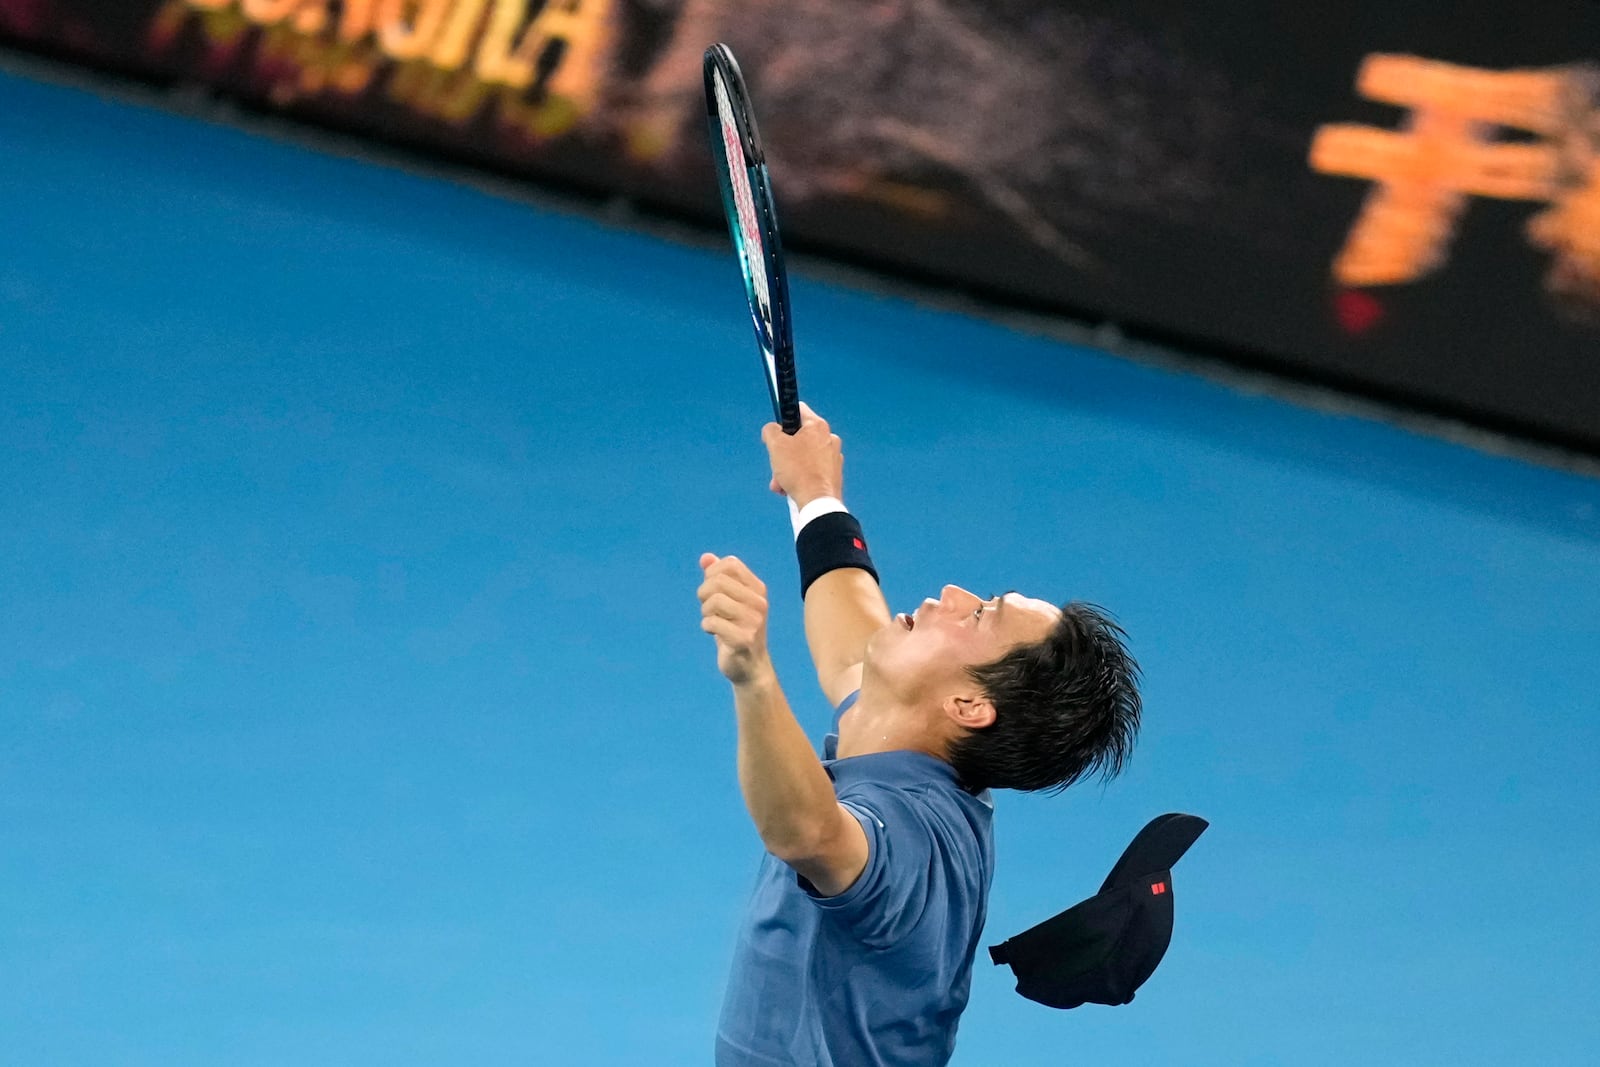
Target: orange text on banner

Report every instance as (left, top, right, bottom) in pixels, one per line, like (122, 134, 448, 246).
(1311, 54, 1599, 309)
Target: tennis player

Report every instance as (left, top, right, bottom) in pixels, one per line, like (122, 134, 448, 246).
(698, 404, 1142, 1067)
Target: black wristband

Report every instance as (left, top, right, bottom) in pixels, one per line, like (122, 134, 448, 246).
(796, 511, 880, 598)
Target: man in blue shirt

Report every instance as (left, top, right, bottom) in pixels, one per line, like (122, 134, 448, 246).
(697, 405, 1141, 1066)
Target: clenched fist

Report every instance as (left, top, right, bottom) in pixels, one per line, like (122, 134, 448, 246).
(698, 554, 774, 686)
(763, 402, 843, 507)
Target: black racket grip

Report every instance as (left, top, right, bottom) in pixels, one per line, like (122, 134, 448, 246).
(774, 345, 801, 435)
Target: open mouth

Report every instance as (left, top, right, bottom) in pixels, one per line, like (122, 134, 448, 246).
(897, 613, 914, 631)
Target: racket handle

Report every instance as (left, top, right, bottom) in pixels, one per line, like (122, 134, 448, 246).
(775, 360, 801, 434)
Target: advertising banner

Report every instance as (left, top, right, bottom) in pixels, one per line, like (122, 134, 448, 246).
(3, 1, 1597, 450)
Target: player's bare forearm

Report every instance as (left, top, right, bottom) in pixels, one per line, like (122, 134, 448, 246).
(699, 553, 863, 887)
(804, 568, 891, 706)
(762, 404, 891, 704)
(730, 665, 848, 861)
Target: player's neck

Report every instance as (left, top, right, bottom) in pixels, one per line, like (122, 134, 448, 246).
(836, 691, 946, 761)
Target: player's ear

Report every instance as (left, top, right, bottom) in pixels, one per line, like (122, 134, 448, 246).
(944, 694, 996, 730)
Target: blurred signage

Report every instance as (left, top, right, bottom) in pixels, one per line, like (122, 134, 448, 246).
(149, 0, 614, 135)
(3, 1, 1597, 451)
(1312, 55, 1599, 318)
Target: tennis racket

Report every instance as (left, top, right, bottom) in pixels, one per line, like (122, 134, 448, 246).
(702, 43, 801, 435)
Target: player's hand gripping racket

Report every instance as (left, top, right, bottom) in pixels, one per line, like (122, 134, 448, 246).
(703, 44, 801, 435)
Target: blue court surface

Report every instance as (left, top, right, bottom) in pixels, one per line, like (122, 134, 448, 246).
(4, 67, 1600, 1066)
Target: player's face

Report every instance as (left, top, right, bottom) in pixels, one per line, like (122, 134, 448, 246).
(866, 585, 1060, 706)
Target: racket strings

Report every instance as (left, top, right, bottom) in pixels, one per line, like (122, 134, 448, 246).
(713, 73, 774, 320)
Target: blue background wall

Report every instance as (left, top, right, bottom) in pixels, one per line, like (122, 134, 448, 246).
(3, 69, 1599, 1064)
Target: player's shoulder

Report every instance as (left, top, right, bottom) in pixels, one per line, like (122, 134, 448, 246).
(839, 769, 984, 838)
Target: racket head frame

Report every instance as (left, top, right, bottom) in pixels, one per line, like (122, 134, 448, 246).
(702, 43, 800, 434)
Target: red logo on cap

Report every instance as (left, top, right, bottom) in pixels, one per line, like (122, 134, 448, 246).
(1151, 882, 1167, 895)
(853, 538, 865, 550)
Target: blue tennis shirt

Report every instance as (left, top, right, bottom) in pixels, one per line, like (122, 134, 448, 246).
(716, 692, 996, 1067)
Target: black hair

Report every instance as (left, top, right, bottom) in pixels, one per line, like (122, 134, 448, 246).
(947, 602, 1141, 793)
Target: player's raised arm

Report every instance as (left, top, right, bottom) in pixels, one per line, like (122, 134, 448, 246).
(763, 405, 892, 705)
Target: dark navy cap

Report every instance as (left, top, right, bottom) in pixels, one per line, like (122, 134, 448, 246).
(988, 813, 1208, 1009)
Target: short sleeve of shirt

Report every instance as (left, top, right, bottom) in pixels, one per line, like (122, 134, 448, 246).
(807, 781, 940, 949)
